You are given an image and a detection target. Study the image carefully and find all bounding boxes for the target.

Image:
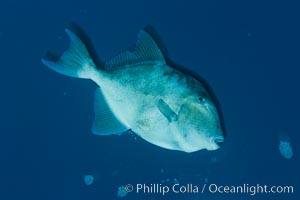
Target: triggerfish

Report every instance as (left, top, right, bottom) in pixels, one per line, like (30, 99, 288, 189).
(42, 29, 224, 152)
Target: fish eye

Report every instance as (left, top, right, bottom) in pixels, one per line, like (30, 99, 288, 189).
(198, 96, 205, 103)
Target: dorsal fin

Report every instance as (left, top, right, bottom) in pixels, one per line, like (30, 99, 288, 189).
(105, 30, 166, 70)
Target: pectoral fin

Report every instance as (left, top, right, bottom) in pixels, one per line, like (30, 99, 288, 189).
(157, 99, 178, 122)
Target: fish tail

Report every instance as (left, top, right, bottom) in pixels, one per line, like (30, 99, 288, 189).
(42, 29, 97, 79)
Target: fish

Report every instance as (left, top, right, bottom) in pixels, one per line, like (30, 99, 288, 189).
(42, 29, 224, 153)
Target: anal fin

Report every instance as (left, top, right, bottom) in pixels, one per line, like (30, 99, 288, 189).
(92, 87, 129, 135)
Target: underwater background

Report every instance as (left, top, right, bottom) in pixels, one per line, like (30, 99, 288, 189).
(0, 0, 299, 199)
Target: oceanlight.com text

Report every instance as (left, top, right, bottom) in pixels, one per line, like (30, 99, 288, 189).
(208, 183, 294, 195)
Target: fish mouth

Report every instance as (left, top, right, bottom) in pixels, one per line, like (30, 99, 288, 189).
(210, 136, 224, 149)
(213, 136, 224, 144)
(206, 135, 224, 151)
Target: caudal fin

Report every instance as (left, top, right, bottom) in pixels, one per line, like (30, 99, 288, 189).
(42, 29, 96, 79)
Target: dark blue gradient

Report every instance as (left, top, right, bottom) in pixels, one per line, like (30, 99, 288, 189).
(0, 0, 299, 199)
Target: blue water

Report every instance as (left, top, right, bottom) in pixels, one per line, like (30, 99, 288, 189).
(0, 0, 299, 199)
